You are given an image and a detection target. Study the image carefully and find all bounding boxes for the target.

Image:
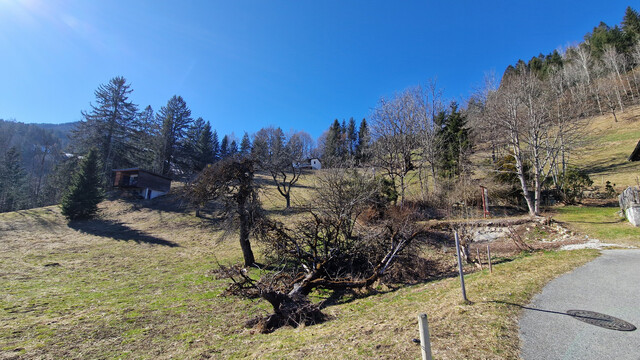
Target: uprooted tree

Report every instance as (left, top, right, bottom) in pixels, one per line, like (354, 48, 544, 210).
(217, 168, 428, 333)
(188, 156, 261, 266)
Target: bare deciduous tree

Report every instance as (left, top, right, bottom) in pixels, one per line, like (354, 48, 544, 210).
(603, 45, 634, 102)
(547, 63, 588, 184)
(485, 64, 562, 216)
(253, 127, 303, 209)
(416, 81, 446, 197)
(568, 45, 604, 115)
(370, 89, 423, 205)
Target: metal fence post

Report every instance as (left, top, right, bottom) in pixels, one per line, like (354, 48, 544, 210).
(454, 231, 468, 302)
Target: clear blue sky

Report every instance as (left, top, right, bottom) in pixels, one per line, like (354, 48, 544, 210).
(0, 0, 634, 140)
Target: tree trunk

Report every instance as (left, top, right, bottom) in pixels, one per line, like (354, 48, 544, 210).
(238, 201, 255, 267)
(399, 175, 406, 207)
(513, 145, 535, 216)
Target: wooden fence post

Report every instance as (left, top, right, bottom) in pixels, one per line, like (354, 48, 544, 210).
(487, 244, 493, 274)
(418, 313, 433, 360)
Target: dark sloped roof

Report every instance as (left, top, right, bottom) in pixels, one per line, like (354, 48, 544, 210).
(112, 168, 172, 181)
(629, 140, 640, 161)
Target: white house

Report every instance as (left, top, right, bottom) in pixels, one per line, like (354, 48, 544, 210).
(293, 158, 322, 170)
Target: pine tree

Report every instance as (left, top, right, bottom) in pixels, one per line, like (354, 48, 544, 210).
(41, 156, 80, 207)
(323, 119, 342, 167)
(0, 147, 29, 212)
(622, 6, 640, 43)
(132, 105, 160, 172)
(339, 120, 348, 159)
(438, 102, 470, 178)
(240, 132, 251, 155)
(220, 135, 229, 159)
(229, 140, 238, 155)
(355, 118, 371, 165)
(212, 130, 220, 162)
(271, 128, 286, 163)
(194, 121, 215, 171)
(61, 149, 104, 220)
(72, 76, 138, 181)
(184, 117, 206, 172)
(156, 95, 193, 177)
(346, 117, 357, 159)
(251, 129, 269, 162)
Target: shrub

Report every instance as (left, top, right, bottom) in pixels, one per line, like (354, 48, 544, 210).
(557, 168, 593, 204)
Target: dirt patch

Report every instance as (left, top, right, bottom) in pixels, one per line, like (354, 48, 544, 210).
(427, 216, 591, 259)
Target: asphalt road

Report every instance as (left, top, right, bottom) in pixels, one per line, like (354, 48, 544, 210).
(519, 249, 640, 360)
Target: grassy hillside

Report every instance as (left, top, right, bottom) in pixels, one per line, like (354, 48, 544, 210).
(3, 106, 640, 359)
(573, 105, 640, 189)
(1, 190, 599, 359)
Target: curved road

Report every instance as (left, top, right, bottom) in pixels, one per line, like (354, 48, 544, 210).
(519, 249, 640, 360)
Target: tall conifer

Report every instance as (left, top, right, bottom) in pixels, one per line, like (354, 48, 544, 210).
(240, 132, 251, 155)
(61, 149, 104, 220)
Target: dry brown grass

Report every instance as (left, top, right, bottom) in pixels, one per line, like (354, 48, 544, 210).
(572, 104, 640, 189)
(0, 191, 599, 359)
(7, 101, 640, 358)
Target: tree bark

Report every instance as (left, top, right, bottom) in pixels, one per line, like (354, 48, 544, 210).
(237, 186, 256, 266)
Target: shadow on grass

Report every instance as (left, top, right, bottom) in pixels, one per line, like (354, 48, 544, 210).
(585, 158, 631, 175)
(266, 206, 309, 217)
(112, 192, 190, 214)
(14, 208, 64, 231)
(317, 260, 474, 309)
(566, 220, 623, 224)
(69, 219, 179, 247)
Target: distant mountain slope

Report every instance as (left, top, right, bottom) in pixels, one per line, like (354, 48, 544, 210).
(31, 121, 78, 147)
(0, 119, 77, 151)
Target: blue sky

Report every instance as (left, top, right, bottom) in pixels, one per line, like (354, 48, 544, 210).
(0, 1, 634, 140)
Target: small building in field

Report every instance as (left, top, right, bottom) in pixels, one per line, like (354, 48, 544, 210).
(112, 168, 171, 199)
(293, 158, 322, 170)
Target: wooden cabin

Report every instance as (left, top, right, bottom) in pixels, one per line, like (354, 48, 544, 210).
(112, 168, 171, 199)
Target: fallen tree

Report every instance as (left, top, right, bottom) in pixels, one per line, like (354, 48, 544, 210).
(216, 169, 429, 333)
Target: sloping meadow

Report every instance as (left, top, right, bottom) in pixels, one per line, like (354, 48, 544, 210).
(0, 195, 598, 359)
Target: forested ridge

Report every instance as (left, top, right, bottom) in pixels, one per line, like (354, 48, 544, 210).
(2, 6, 640, 214)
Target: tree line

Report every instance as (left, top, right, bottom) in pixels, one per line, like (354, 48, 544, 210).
(3, 6, 640, 216)
(468, 5, 640, 216)
(70, 76, 251, 182)
(0, 119, 69, 212)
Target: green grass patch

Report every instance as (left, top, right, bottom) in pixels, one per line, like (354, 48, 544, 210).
(553, 206, 640, 246)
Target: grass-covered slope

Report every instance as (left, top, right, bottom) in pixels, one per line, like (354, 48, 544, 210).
(5, 104, 640, 359)
(573, 105, 640, 189)
(0, 196, 598, 359)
